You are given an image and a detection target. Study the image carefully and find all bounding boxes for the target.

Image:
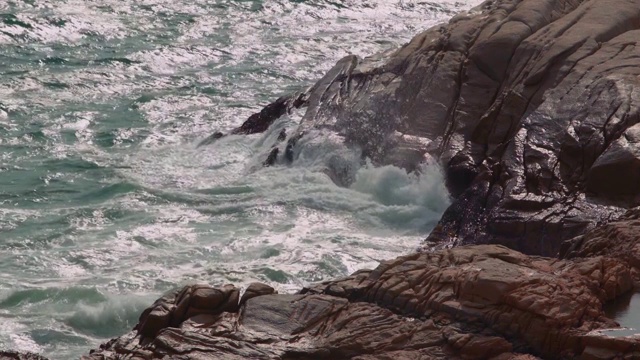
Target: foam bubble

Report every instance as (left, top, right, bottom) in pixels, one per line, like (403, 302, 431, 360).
(0, 0, 484, 358)
(65, 294, 154, 337)
(350, 162, 451, 230)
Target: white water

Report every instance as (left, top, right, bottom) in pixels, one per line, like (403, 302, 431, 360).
(0, 0, 481, 358)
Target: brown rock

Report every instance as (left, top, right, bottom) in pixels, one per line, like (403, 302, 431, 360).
(239, 282, 276, 306)
(215, 0, 640, 256)
(138, 304, 172, 338)
(86, 245, 640, 359)
(0, 352, 49, 360)
(84, 0, 640, 359)
(190, 286, 225, 309)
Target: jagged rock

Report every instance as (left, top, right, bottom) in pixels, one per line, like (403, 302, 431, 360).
(80, 1, 640, 359)
(135, 283, 242, 338)
(561, 207, 640, 285)
(239, 282, 276, 306)
(211, 0, 640, 256)
(85, 245, 640, 359)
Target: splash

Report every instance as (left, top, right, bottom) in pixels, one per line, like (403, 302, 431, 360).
(0, 0, 483, 358)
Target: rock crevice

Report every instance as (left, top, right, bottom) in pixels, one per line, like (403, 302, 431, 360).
(86, 239, 640, 359)
(83, 1, 640, 359)
(211, 0, 640, 256)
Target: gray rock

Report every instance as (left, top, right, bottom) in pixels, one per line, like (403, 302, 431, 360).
(0, 352, 49, 360)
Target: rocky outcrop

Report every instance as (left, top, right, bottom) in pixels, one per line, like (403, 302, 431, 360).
(561, 207, 640, 283)
(85, 244, 640, 359)
(212, 0, 640, 256)
(81, 1, 640, 359)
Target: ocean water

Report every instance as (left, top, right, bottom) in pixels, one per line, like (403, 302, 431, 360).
(602, 292, 640, 337)
(0, 0, 479, 358)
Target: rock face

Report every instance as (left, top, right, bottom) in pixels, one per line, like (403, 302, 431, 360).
(215, 0, 640, 256)
(85, 244, 640, 359)
(561, 207, 640, 277)
(80, 1, 640, 359)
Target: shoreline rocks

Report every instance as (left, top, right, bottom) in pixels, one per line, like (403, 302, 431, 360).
(212, 0, 640, 257)
(76, 0, 640, 358)
(85, 241, 640, 359)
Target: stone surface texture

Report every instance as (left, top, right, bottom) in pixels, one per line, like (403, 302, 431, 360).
(85, 243, 640, 359)
(81, 0, 640, 359)
(0, 353, 49, 360)
(217, 0, 640, 256)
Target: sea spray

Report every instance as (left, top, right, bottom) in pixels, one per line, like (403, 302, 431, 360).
(0, 0, 483, 357)
(351, 162, 451, 231)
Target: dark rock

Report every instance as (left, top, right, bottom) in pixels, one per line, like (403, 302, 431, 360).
(197, 131, 224, 147)
(239, 282, 276, 306)
(210, 0, 640, 256)
(560, 207, 640, 287)
(85, 244, 640, 359)
(264, 147, 279, 166)
(587, 124, 640, 198)
(198, 92, 308, 148)
(138, 303, 172, 338)
(190, 286, 225, 309)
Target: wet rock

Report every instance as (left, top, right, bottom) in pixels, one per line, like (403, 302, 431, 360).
(561, 207, 640, 286)
(239, 282, 276, 306)
(209, 0, 640, 256)
(587, 124, 640, 197)
(135, 283, 244, 339)
(198, 92, 308, 148)
(86, 245, 640, 359)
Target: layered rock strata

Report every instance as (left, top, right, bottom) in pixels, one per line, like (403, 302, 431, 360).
(215, 0, 640, 256)
(84, 0, 640, 359)
(85, 242, 640, 359)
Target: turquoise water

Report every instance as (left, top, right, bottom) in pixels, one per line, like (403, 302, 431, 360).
(0, 0, 476, 358)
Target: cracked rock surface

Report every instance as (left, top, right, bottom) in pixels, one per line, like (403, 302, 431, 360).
(215, 0, 640, 256)
(85, 243, 640, 359)
(81, 0, 640, 359)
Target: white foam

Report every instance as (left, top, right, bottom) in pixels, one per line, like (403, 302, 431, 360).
(0, 318, 42, 355)
(0, 0, 484, 358)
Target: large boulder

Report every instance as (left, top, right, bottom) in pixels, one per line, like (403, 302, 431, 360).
(217, 0, 640, 256)
(85, 244, 640, 359)
(80, 1, 640, 359)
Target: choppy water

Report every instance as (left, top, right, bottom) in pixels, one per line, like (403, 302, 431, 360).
(0, 0, 478, 358)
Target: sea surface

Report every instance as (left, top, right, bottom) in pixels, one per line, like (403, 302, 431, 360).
(0, 0, 479, 358)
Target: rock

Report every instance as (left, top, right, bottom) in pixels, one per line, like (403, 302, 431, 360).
(82, 0, 640, 359)
(239, 282, 276, 306)
(561, 207, 640, 286)
(86, 245, 640, 359)
(209, 0, 640, 256)
(587, 124, 640, 197)
(133, 283, 248, 339)
(198, 92, 308, 147)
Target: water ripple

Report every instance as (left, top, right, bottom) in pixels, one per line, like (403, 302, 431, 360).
(0, 0, 480, 358)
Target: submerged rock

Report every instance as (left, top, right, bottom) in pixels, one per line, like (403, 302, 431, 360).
(210, 0, 640, 256)
(85, 243, 640, 359)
